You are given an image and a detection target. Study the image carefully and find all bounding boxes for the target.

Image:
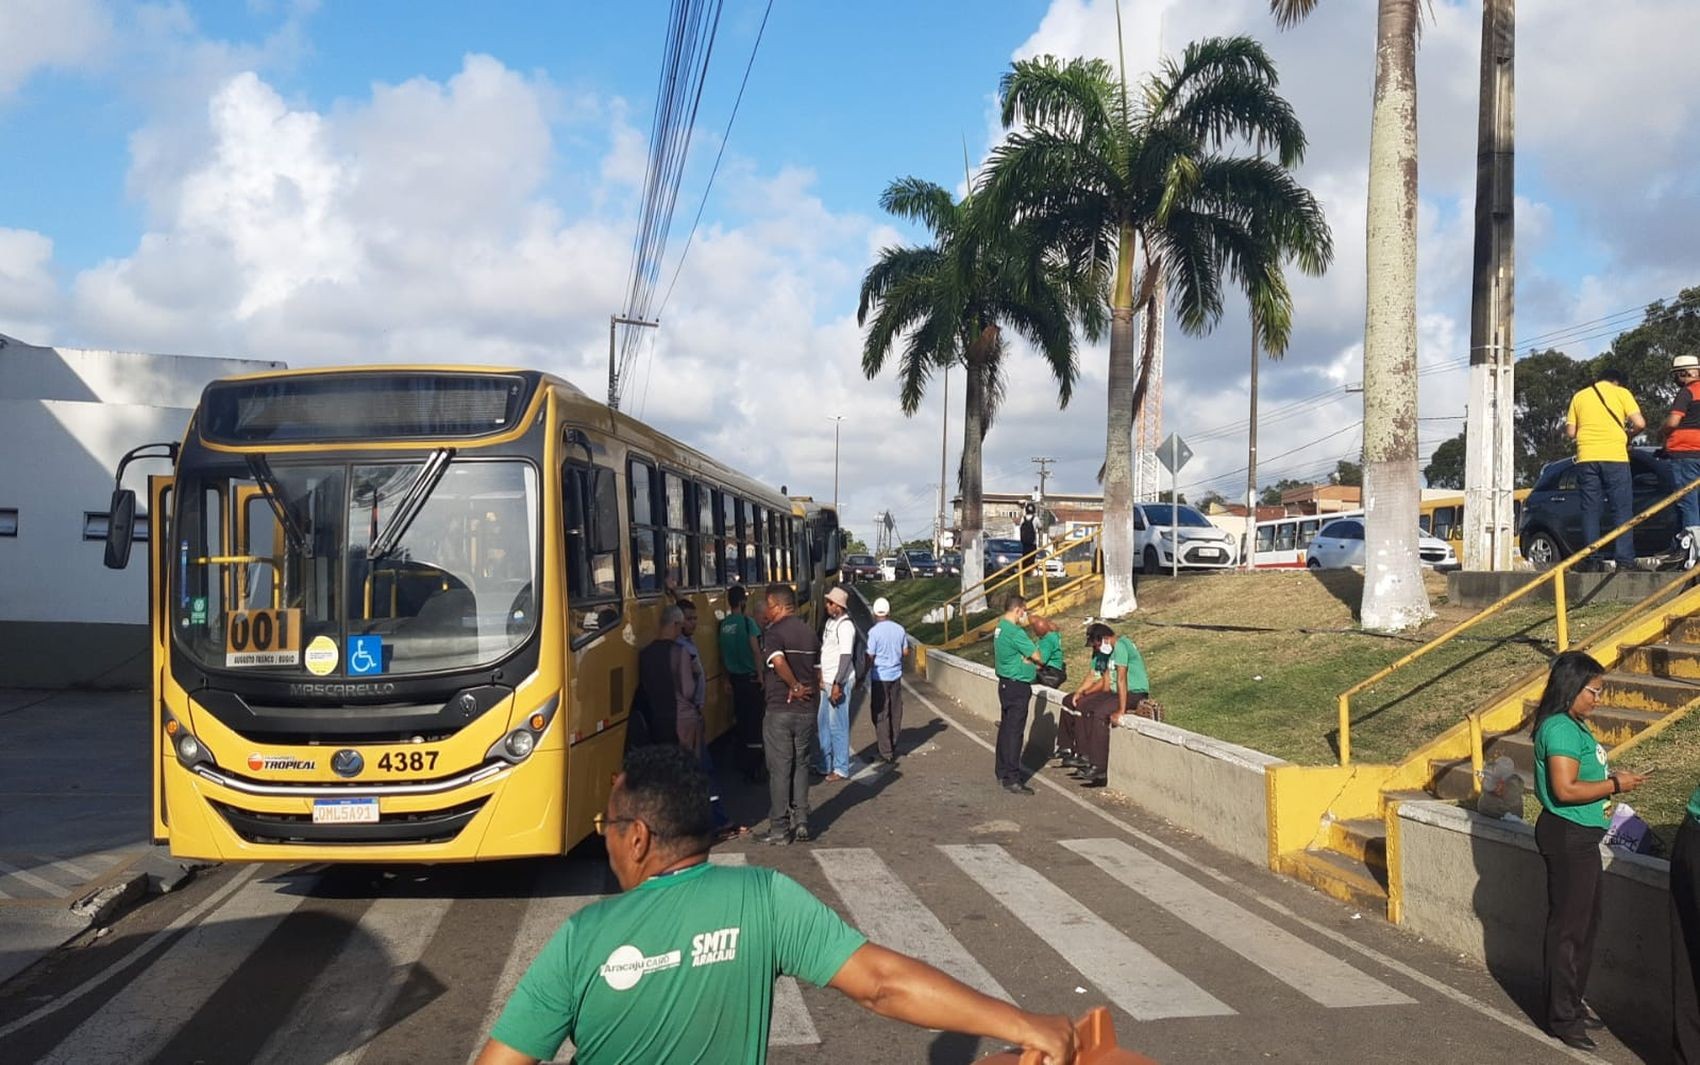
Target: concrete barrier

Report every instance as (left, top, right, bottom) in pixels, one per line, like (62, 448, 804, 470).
(1396, 800, 1671, 1045)
(920, 645, 1279, 868)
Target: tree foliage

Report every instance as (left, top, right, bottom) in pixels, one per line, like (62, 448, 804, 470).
(1329, 459, 1362, 487)
(1423, 434, 1465, 490)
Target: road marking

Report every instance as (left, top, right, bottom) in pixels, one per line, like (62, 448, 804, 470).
(1062, 837, 1414, 1008)
(35, 867, 303, 1064)
(47, 857, 101, 880)
(0, 857, 68, 897)
(812, 847, 1007, 999)
(903, 681, 1599, 1062)
(253, 893, 454, 1065)
(942, 843, 1233, 1020)
(712, 852, 819, 1046)
(468, 862, 609, 1065)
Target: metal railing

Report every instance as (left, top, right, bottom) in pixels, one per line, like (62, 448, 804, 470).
(938, 527, 1104, 644)
(1335, 471, 1700, 766)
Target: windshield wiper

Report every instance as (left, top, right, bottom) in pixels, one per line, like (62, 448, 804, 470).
(246, 455, 312, 558)
(368, 448, 455, 562)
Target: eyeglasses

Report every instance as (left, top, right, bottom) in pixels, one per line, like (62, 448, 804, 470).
(1582, 684, 1604, 698)
(592, 812, 638, 836)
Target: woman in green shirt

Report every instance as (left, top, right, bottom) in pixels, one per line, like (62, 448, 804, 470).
(1530, 651, 1647, 1051)
(1672, 780, 1700, 1063)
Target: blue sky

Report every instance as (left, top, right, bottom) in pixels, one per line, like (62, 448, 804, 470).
(4, 0, 1700, 537)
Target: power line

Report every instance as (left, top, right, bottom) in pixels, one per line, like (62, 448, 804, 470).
(655, 0, 774, 320)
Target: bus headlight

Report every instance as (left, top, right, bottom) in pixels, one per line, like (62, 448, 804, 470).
(505, 729, 536, 759)
(177, 734, 201, 762)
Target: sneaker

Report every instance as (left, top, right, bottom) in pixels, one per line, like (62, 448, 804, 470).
(1598, 559, 1619, 574)
(756, 826, 792, 846)
(792, 824, 812, 843)
(1002, 781, 1035, 795)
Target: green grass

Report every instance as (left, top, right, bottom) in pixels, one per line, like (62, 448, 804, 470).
(1596, 712, 1700, 850)
(904, 569, 1627, 766)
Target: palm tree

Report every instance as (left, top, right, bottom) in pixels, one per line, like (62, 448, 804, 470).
(857, 177, 1102, 612)
(987, 37, 1332, 618)
(1271, 0, 1430, 631)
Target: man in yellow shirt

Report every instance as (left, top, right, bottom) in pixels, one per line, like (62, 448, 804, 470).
(1565, 368, 1646, 571)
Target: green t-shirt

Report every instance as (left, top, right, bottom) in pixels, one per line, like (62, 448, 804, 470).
(1106, 636, 1149, 695)
(492, 863, 866, 1064)
(1533, 713, 1610, 829)
(1687, 784, 1700, 824)
(994, 618, 1038, 682)
(717, 613, 760, 676)
(1036, 631, 1064, 670)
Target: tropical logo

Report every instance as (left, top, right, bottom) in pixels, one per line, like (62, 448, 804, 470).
(247, 753, 316, 772)
(599, 944, 682, 991)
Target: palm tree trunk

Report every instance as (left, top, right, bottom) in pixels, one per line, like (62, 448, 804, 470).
(961, 335, 990, 614)
(1100, 224, 1141, 618)
(1360, 0, 1432, 632)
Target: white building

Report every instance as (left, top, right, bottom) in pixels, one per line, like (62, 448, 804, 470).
(0, 335, 284, 688)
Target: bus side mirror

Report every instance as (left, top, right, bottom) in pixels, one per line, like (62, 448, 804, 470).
(104, 489, 137, 570)
(588, 468, 620, 554)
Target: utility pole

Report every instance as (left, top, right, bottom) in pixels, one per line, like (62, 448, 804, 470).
(937, 365, 950, 554)
(1244, 308, 1260, 571)
(1030, 456, 1055, 505)
(830, 415, 844, 511)
(607, 314, 659, 412)
(1462, 0, 1516, 570)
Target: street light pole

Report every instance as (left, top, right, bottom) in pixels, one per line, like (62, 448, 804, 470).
(831, 415, 844, 511)
(607, 314, 660, 411)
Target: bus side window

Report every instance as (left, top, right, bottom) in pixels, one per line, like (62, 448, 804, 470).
(1275, 523, 1296, 551)
(1433, 506, 1458, 541)
(1419, 514, 1431, 533)
(565, 464, 621, 638)
(1256, 525, 1274, 553)
(628, 459, 660, 594)
(696, 484, 719, 587)
(662, 471, 689, 589)
(1299, 519, 1319, 548)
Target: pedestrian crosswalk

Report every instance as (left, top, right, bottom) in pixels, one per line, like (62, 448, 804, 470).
(10, 836, 1420, 1063)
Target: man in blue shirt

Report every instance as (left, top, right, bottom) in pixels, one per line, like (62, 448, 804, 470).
(865, 596, 909, 765)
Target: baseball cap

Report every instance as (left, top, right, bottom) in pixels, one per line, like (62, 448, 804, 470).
(826, 586, 850, 608)
(872, 596, 891, 616)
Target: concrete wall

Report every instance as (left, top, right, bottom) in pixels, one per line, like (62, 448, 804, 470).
(1396, 801, 1671, 1045)
(921, 646, 1279, 867)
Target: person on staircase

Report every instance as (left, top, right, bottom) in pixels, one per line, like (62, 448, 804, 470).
(1663, 352, 1700, 569)
(1531, 650, 1650, 1052)
(1564, 367, 1645, 573)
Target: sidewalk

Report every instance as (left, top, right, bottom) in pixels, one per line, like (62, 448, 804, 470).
(0, 689, 162, 985)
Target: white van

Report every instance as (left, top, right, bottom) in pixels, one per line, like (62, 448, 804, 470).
(1134, 503, 1238, 573)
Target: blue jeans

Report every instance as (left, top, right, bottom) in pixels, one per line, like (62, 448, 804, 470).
(816, 679, 854, 776)
(1672, 454, 1700, 531)
(1576, 460, 1634, 565)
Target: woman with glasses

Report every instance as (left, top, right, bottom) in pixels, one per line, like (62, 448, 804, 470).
(1531, 650, 1649, 1051)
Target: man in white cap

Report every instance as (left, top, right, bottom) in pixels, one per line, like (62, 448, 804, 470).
(815, 586, 858, 782)
(1665, 352, 1700, 568)
(865, 596, 909, 765)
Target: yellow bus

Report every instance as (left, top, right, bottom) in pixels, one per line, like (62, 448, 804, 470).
(101, 366, 840, 863)
(1417, 489, 1532, 544)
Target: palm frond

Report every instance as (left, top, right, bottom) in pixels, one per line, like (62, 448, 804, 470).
(879, 176, 961, 235)
(998, 56, 1117, 139)
(1267, 0, 1320, 31)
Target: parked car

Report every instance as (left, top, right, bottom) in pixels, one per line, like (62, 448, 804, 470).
(903, 549, 940, 578)
(1519, 448, 1679, 568)
(983, 538, 1027, 577)
(1042, 556, 1067, 579)
(841, 553, 881, 583)
(1134, 503, 1238, 573)
(939, 552, 963, 576)
(878, 555, 907, 581)
(1305, 517, 1458, 570)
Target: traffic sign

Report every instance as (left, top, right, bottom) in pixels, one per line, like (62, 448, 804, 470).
(1157, 433, 1192, 474)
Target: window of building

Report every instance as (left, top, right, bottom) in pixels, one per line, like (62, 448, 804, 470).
(0, 508, 16, 537)
(83, 511, 150, 542)
(628, 458, 660, 594)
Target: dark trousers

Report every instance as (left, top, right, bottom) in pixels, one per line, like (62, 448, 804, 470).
(1536, 810, 1606, 1038)
(1672, 815, 1700, 1063)
(729, 672, 765, 779)
(1076, 690, 1142, 773)
(1576, 460, 1635, 565)
(870, 678, 904, 760)
(1057, 696, 1080, 755)
(763, 710, 812, 831)
(995, 678, 1031, 785)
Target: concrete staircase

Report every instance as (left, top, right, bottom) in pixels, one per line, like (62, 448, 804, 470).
(1274, 578, 1700, 920)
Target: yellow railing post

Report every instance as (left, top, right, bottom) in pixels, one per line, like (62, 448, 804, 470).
(1337, 693, 1351, 766)
(1468, 712, 1485, 798)
(1554, 568, 1569, 652)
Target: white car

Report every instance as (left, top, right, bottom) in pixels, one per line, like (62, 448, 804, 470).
(1305, 517, 1459, 570)
(1042, 556, 1067, 579)
(1134, 503, 1239, 573)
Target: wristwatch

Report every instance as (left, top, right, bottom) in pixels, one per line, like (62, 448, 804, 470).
(1609, 773, 1621, 795)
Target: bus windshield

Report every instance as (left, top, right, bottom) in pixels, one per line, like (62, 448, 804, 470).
(171, 456, 539, 679)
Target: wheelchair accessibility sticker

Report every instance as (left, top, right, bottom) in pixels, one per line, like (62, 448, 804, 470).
(347, 635, 385, 676)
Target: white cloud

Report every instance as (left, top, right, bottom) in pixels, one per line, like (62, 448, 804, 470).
(0, 0, 111, 100)
(0, 228, 61, 338)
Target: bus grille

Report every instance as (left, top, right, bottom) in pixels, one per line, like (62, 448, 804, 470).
(209, 797, 488, 846)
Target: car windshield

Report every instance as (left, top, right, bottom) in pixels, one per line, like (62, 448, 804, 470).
(846, 554, 874, 565)
(1141, 505, 1212, 528)
(171, 455, 539, 679)
(986, 539, 1023, 553)
(906, 551, 935, 563)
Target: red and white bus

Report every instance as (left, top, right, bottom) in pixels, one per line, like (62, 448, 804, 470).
(1250, 509, 1365, 568)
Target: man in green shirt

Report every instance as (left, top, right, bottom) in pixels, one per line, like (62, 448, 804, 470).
(718, 584, 765, 780)
(475, 745, 1076, 1065)
(993, 594, 1047, 795)
(1074, 625, 1150, 789)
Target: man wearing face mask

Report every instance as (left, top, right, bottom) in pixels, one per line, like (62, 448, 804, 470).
(993, 594, 1049, 794)
(1073, 623, 1149, 789)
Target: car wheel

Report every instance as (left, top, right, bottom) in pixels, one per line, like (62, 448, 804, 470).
(1307, 557, 1322, 570)
(1524, 531, 1562, 571)
(1143, 546, 1162, 575)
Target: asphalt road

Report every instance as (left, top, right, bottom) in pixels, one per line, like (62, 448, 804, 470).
(0, 675, 1645, 1064)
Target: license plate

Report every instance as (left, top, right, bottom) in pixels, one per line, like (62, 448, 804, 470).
(1198, 549, 1222, 559)
(312, 798, 379, 824)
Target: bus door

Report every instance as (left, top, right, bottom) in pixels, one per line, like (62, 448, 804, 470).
(149, 475, 173, 844)
(562, 454, 626, 846)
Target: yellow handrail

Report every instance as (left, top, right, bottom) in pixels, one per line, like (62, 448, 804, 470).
(941, 528, 1104, 643)
(1336, 470, 1700, 765)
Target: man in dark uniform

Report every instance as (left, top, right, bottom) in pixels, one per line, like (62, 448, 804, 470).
(756, 584, 819, 845)
(992, 594, 1047, 795)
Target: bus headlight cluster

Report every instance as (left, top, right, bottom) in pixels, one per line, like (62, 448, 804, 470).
(164, 712, 213, 769)
(177, 733, 202, 762)
(504, 729, 536, 759)
(484, 694, 560, 765)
